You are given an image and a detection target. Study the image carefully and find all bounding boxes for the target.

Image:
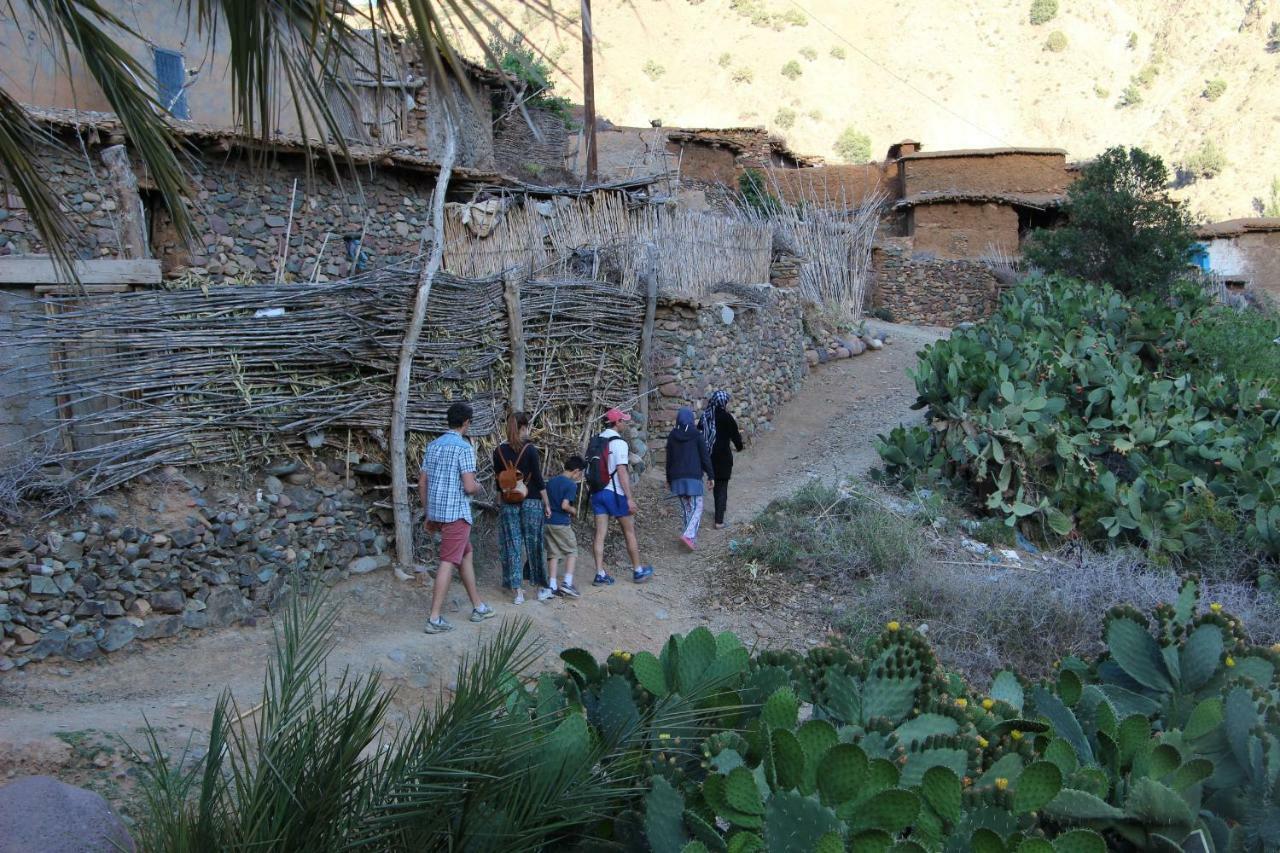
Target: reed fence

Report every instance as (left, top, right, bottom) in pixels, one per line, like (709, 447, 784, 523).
(443, 192, 772, 296)
(0, 264, 642, 505)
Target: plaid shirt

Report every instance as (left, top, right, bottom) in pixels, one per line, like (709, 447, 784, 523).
(422, 431, 476, 524)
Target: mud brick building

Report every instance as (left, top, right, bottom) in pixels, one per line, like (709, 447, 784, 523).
(1195, 218, 1280, 301)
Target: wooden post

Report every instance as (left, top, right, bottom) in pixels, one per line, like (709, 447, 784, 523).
(99, 145, 150, 260)
(390, 121, 457, 570)
(504, 273, 526, 411)
(635, 242, 659, 437)
(580, 0, 598, 182)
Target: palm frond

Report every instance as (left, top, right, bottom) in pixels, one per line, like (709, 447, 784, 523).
(0, 86, 78, 279)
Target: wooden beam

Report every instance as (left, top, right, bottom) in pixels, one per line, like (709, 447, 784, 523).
(504, 273, 526, 411)
(0, 256, 162, 286)
(580, 0, 598, 182)
(100, 145, 151, 260)
(635, 242, 659, 436)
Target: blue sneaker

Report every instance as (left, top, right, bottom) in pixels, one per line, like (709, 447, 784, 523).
(592, 573, 615, 586)
(632, 566, 654, 584)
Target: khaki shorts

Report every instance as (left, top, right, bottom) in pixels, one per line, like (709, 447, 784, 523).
(544, 524, 577, 558)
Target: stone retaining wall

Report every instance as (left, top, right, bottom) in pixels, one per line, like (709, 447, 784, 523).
(0, 460, 392, 671)
(647, 286, 807, 457)
(871, 241, 1000, 326)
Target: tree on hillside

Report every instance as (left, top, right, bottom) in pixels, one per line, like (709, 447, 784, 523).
(0, 1, 548, 269)
(1024, 147, 1194, 294)
(834, 127, 872, 164)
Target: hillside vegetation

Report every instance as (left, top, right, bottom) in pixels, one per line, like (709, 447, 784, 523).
(497, 0, 1280, 221)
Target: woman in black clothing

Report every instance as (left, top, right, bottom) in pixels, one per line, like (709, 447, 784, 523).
(492, 411, 552, 604)
(699, 390, 744, 528)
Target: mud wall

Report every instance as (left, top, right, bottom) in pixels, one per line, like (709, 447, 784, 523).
(908, 201, 1020, 259)
(1205, 233, 1280, 300)
(901, 151, 1071, 196)
(871, 239, 1000, 326)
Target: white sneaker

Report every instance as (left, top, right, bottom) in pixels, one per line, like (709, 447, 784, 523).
(537, 587, 555, 601)
(513, 589, 525, 605)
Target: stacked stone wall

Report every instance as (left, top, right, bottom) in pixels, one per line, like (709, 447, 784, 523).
(647, 286, 807, 457)
(871, 242, 1000, 326)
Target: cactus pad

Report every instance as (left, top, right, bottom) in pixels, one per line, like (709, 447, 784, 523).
(1050, 829, 1105, 853)
(818, 743, 869, 805)
(1105, 616, 1173, 693)
(991, 671, 1025, 712)
(772, 729, 806, 791)
(1043, 789, 1126, 822)
(920, 765, 962, 823)
(1013, 761, 1063, 815)
(762, 687, 800, 731)
(645, 777, 689, 853)
(849, 789, 920, 835)
(762, 791, 842, 853)
(815, 832, 844, 853)
(727, 832, 764, 853)
(632, 651, 669, 697)
(900, 747, 968, 788)
(724, 767, 765, 816)
(1179, 624, 1225, 691)
(894, 713, 959, 746)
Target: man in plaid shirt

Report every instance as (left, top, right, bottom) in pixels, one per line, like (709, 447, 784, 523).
(418, 401, 495, 633)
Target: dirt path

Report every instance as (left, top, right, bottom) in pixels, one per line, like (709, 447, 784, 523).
(0, 321, 944, 785)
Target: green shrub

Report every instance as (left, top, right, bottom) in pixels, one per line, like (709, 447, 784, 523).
(731, 66, 755, 84)
(1183, 305, 1280, 389)
(736, 481, 923, 577)
(1127, 30, 1139, 49)
(137, 579, 1280, 852)
(1025, 146, 1193, 293)
(774, 107, 796, 129)
(1045, 30, 1068, 51)
(1029, 0, 1058, 25)
(1094, 84, 1110, 98)
(1270, 21, 1280, 51)
(877, 277, 1280, 560)
(782, 8, 807, 26)
(781, 59, 803, 80)
(799, 46, 817, 61)
(1264, 175, 1280, 216)
(488, 36, 574, 123)
(806, 108, 824, 121)
(1184, 139, 1228, 179)
(830, 45, 847, 59)
(737, 167, 785, 215)
(717, 51, 733, 68)
(834, 126, 872, 164)
(1203, 78, 1227, 100)
(1136, 61, 1160, 87)
(642, 60, 665, 81)
(1118, 82, 1143, 106)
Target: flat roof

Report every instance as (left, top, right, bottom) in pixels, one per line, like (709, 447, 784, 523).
(1196, 218, 1280, 239)
(899, 146, 1067, 161)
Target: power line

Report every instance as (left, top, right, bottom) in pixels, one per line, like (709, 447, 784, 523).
(784, 0, 1019, 149)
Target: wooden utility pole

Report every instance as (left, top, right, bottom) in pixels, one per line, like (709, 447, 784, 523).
(100, 145, 150, 260)
(580, 0, 598, 182)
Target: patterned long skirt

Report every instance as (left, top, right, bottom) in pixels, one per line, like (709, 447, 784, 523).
(499, 498, 548, 590)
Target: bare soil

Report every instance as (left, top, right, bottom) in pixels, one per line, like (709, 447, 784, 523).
(0, 321, 945, 814)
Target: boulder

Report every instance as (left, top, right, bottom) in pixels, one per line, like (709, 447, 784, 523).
(98, 621, 137, 653)
(149, 590, 186, 614)
(136, 615, 182, 640)
(348, 555, 391, 575)
(204, 587, 248, 626)
(0, 775, 135, 852)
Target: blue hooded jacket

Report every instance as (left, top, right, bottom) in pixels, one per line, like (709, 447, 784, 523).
(665, 408, 713, 495)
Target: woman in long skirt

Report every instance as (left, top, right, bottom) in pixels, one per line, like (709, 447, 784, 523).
(493, 411, 553, 604)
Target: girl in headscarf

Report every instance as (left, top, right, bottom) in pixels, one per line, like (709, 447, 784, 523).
(700, 390, 744, 528)
(665, 407, 714, 550)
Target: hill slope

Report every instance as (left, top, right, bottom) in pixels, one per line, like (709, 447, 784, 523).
(498, 0, 1280, 220)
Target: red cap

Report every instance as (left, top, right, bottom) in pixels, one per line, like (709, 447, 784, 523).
(604, 407, 631, 424)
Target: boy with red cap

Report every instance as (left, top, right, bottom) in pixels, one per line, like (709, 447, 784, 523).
(590, 408, 654, 585)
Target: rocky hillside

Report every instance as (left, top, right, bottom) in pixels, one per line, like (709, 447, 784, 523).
(498, 0, 1280, 220)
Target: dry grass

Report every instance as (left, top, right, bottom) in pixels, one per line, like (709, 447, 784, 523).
(840, 547, 1280, 687)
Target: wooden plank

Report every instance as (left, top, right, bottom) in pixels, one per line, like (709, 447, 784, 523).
(34, 284, 132, 295)
(0, 256, 162, 286)
(100, 145, 151, 259)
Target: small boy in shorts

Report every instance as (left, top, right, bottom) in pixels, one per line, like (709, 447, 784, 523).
(544, 456, 586, 598)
